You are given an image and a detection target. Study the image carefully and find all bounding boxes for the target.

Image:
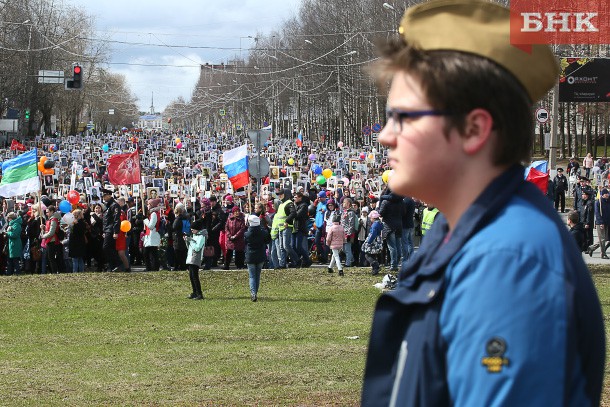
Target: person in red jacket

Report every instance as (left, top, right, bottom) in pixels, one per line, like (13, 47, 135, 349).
(224, 206, 246, 269)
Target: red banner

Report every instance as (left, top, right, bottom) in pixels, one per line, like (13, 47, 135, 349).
(511, 0, 610, 51)
(107, 150, 141, 185)
(10, 139, 26, 151)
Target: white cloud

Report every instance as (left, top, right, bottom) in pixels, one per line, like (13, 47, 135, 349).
(69, 0, 301, 111)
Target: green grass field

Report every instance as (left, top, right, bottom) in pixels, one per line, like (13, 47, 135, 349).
(0, 266, 608, 406)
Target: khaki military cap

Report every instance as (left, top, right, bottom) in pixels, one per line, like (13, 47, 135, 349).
(399, 0, 559, 102)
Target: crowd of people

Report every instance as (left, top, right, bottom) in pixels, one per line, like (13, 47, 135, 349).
(0, 129, 441, 302)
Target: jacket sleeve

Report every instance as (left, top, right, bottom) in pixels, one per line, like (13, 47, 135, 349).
(594, 200, 602, 225)
(234, 219, 246, 239)
(6, 223, 20, 239)
(378, 199, 389, 217)
(147, 212, 158, 230)
(191, 234, 206, 252)
(366, 222, 381, 243)
(440, 248, 569, 406)
(113, 206, 121, 234)
(285, 202, 297, 223)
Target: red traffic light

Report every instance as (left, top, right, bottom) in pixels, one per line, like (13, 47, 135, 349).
(74, 66, 81, 74)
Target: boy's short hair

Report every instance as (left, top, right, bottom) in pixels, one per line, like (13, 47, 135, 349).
(567, 210, 580, 225)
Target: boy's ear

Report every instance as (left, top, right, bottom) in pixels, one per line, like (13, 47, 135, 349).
(461, 108, 494, 156)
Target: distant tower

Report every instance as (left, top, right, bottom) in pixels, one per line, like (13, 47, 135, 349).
(149, 92, 155, 114)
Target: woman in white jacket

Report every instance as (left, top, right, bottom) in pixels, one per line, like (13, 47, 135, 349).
(185, 219, 207, 300)
(143, 198, 162, 271)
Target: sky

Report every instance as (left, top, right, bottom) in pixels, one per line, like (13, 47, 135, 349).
(67, 0, 302, 113)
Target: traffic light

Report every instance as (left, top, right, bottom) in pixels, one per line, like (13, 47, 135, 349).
(66, 64, 83, 90)
(24, 109, 30, 121)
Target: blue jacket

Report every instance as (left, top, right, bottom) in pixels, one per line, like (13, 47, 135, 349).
(594, 196, 610, 226)
(315, 201, 327, 228)
(365, 220, 382, 244)
(361, 165, 605, 406)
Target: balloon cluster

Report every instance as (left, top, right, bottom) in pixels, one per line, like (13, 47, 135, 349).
(38, 156, 55, 175)
(175, 137, 183, 149)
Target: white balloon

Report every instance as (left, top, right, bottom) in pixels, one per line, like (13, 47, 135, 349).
(159, 161, 167, 170)
(62, 212, 75, 225)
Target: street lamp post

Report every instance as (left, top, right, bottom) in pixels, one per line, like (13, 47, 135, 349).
(337, 50, 357, 145)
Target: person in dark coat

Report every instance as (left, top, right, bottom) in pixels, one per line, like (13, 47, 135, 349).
(589, 188, 610, 258)
(245, 214, 271, 302)
(293, 192, 312, 267)
(172, 204, 188, 271)
(224, 206, 246, 269)
(68, 209, 87, 272)
(378, 187, 405, 271)
(567, 210, 586, 252)
(25, 205, 42, 274)
(553, 168, 568, 212)
(401, 196, 416, 261)
(88, 203, 105, 271)
(101, 189, 121, 271)
(578, 190, 595, 250)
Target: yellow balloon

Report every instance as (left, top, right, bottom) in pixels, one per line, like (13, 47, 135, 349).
(368, 153, 374, 160)
(175, 138, 181, 144)
(288, 158, 295, 165)
(382, 170, 392, 183)
(322, 169, 333, 179)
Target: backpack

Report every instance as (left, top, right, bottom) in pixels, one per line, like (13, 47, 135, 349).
(182, 219, 191, 235)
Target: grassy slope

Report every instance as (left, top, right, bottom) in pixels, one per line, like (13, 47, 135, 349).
(0, 269, 377, 406)
(0, 266, 608, 406)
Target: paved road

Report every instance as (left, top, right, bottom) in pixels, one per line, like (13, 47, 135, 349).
(557, 211, 609, 266)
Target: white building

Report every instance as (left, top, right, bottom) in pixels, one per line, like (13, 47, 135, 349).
(137, 113, 163, 131)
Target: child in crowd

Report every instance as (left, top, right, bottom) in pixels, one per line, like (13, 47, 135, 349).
(185, 219, 207, 300)
(362, 210, 383, 275)
(325, 214, 346, 276)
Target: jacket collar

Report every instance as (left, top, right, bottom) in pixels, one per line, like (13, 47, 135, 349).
(399, 165, 526, 288)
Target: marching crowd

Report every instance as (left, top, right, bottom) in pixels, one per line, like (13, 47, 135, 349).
(0, 130, 443, 302)
(0, 182, 440, 301)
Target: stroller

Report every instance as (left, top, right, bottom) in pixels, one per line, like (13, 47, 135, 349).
(307, 217, 326, 263)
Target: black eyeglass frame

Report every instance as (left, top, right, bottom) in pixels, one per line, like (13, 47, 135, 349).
(385, 108, 452, 133)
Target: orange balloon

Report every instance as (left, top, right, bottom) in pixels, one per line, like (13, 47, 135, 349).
(38, 162, 45, 172)
(40, 156, 48, 164)
(120, 220, 132, 233)
(42, 168, 54, 175)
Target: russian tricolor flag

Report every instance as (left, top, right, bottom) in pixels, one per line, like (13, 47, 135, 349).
(296, 130, 303, 148)
(223, 144, 250, 190)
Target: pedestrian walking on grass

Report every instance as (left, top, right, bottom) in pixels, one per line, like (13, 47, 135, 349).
(245, 214, 271, 302)
(325, 214, 346, 276)
(185, 219, 207, 300)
